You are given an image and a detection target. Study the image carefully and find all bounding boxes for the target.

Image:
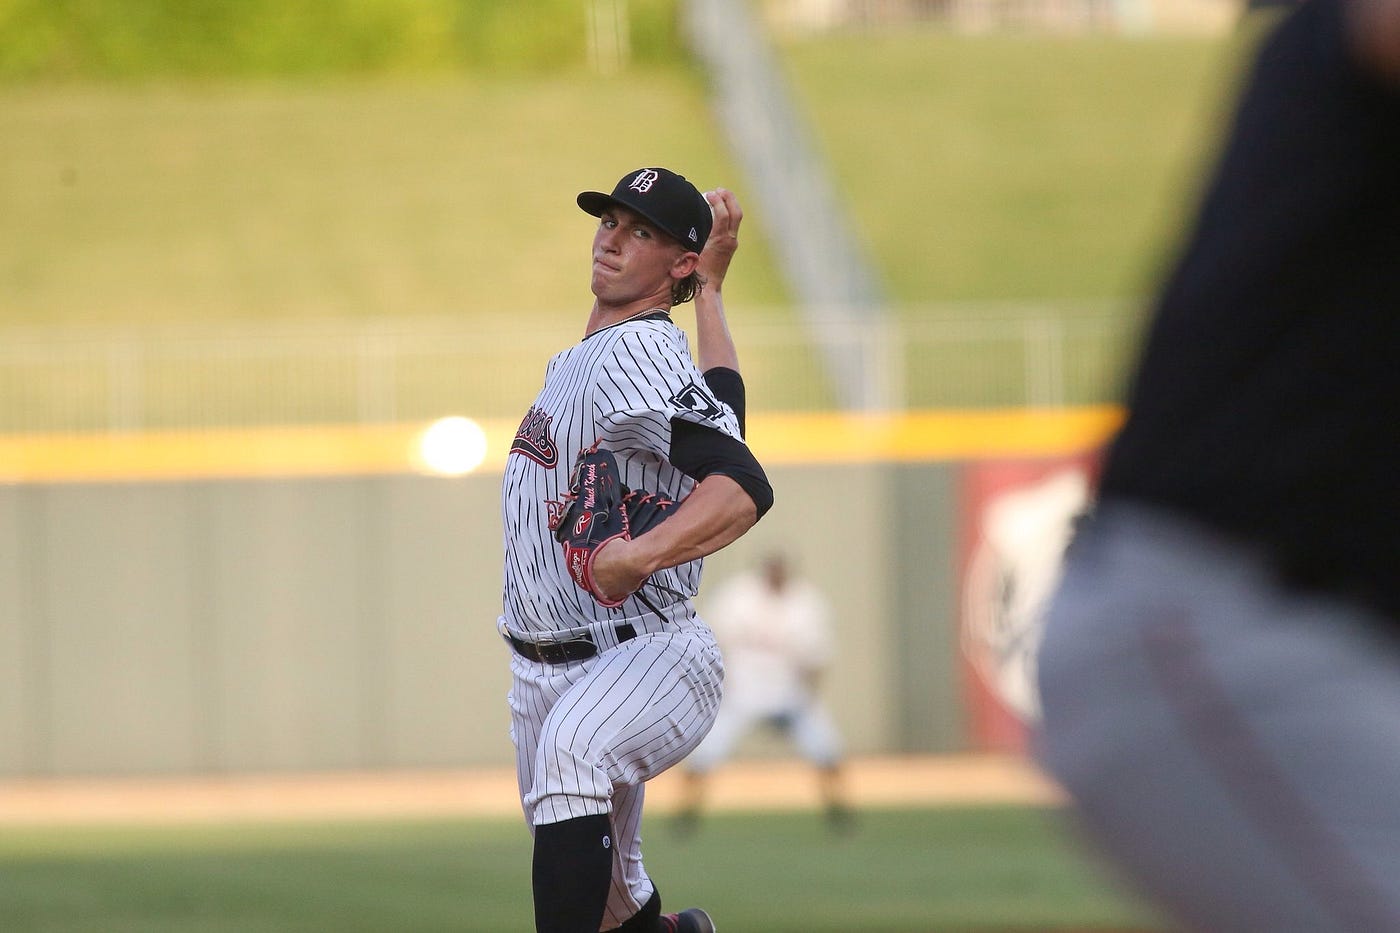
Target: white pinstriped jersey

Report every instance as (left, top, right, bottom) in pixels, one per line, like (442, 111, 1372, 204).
(501, 313, 744, 636)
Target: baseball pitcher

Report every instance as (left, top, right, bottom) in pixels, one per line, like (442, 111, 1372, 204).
(499, 167, 773, 933)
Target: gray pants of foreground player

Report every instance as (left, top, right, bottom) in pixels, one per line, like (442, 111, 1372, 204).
(1035, 503, 1400, 933)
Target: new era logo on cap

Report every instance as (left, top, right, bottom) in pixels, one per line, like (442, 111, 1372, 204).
(577, 167, 713, 251)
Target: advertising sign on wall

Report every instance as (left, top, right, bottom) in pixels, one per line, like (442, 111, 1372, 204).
(958, 454, 1099, 752)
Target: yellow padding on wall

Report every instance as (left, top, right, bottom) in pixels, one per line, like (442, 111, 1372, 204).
(0, 424, 433, 484)
(0, 407, 1123, 484)
(746, 408, 1122, 464)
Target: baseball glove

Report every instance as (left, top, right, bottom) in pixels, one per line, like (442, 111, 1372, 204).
(549, 443, 680, 608)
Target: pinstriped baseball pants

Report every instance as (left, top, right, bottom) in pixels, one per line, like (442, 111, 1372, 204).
(508, 625, 724, 928)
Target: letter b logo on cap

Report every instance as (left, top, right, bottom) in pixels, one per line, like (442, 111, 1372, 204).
(628, 169, 660, 193)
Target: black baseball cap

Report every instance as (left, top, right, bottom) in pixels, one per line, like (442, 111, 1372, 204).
(577, 167, 712, 252)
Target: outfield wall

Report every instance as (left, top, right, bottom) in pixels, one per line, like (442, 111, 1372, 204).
(0, 409, 1117, 779)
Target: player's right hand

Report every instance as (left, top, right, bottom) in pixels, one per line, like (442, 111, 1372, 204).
(700, 188, 742, 289)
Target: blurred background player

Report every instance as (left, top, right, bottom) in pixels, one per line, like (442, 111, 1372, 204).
(1034, 0, 1400, 929)
(676, 552, 852, 834)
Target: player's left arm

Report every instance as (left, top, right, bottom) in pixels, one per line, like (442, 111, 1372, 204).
(593, 474, 760, 597)
(591, 421, 773, 600)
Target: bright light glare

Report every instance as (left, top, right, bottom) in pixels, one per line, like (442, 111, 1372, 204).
(417, 416, 487, 476)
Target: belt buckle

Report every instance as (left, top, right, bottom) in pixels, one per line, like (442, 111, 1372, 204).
(557, 634, 593, 654)
(538, 631, 592, 649)
(530, 631, 595, 663)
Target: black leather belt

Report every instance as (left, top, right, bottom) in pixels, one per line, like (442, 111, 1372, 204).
(506, 624, 638, 664)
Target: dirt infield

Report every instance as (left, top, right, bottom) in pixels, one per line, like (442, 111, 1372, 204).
(0, 753, 1064, 825)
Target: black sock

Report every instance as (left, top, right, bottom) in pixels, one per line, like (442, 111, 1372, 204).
(532, 813, 615, 933)
(614, 890, 662, 931)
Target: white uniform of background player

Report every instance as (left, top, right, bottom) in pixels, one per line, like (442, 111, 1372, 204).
(499, 168, 772, 933)
(679, 553, 850, 830)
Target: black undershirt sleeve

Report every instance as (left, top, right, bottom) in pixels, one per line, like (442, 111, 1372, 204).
(702, 366, 746, 436)
(669, 418, 773, 520)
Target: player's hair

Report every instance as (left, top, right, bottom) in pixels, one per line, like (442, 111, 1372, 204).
(672, 271, 703, 306)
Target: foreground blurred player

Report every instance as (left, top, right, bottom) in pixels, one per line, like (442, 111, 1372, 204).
(1035, 0, 1400, 929)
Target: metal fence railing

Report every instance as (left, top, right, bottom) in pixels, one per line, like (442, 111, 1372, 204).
(763, 0, 1239, 35)
(0, 305, 1136, 435)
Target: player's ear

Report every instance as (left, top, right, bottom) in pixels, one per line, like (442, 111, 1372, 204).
(670, 250, 701, 279)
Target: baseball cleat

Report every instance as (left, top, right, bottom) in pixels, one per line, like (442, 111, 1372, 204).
(661, 907, 716, 933)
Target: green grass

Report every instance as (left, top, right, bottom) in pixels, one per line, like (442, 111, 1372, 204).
(781, 30, 1250, 304)
(0, 807, 1164, 932)
(1, 34, 1248, 330)
(0, 33, 1260, 424)
(0, 0, 689, 80)
(0, 72, 790, 329)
